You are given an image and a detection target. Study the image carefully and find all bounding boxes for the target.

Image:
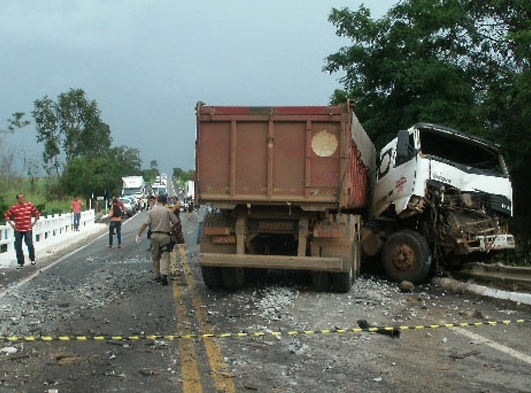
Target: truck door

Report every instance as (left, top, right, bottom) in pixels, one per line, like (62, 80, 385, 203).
(372, 129, 419, 217)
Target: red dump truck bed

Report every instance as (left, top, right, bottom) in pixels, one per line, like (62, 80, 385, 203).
(195, 102, 375, 211)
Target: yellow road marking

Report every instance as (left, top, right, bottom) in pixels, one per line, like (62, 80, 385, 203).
(173, 247, 203, 393)
(177, 245, 236, 393)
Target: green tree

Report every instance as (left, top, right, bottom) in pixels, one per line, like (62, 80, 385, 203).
(32, 88, 112, 177)
(142, 168, 159, 184)
(32, 97, 61, 177)
(62, 146, 142, 198)
(62, 156, 113, 197)
(0, 112, 31, 185)
(172, 167, 194, 182)
(107, 146, 142, 177)
(324, 1, 485, 148)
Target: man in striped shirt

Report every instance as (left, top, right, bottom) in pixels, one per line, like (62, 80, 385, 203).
(4, 193, 41, 269)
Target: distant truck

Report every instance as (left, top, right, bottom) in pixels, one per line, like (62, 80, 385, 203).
(122, 176, 145, 199)
(185, 180, 195, 200)
(195, 102, 515, 291)
(151, 183, 167, 196)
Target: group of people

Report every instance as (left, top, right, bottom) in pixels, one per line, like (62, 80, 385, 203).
(3, 194, 85, 269)
(106, 193, 185, 286)
(4, 191, 195, 287)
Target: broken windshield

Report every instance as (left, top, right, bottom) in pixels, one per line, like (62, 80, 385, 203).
(418, 125, 507, 176)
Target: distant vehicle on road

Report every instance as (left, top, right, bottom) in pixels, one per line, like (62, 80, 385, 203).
(121, 195, 140, 212)
(119, 197, 135, 217)
(122, 176, 146, 199)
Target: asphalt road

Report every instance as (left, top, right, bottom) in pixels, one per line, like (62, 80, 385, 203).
(0, 211, 530, 393)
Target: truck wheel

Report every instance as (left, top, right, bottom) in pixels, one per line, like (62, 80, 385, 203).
(332, 242, 360, 293)
(311, 271, 330, 292)
(201, 266, 222, 288)
(221, 267, 246, 289)
(382, 230, 432, 283)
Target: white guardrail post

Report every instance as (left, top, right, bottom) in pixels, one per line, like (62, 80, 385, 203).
(0, 209, 96, 267)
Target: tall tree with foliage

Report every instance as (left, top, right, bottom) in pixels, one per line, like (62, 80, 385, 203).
(32, 88, 112, 177)
(324, 0, 490, 148)
(324, 0, 531, 248)
(470, 1, 531, 239)
(62, 146, 142, 198)
(173, 167, 194, 182)
(0, 112, 31, 181)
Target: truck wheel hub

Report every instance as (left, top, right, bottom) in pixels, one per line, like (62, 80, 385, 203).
(390, 245, 414, 271)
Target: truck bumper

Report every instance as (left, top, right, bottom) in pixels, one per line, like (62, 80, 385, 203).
(200, 253, 346, 272)
(460, 234, 516, 253)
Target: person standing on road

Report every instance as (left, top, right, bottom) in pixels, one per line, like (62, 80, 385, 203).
(136, 194, 179, 285)
(71, 195, 84, 231)
(108, 197, 122, 249)
(4, 193, 41, 269)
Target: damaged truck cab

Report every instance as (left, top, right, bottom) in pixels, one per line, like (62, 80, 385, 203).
(366, 123, 515, 282)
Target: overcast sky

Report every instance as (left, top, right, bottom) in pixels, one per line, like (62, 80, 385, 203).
(1, 0, 396, 177)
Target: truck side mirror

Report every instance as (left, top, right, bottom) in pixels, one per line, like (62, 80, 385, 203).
(396, 129, 412, 166)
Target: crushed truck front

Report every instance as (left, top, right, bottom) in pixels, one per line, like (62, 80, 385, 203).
(372, 123, 515, 273)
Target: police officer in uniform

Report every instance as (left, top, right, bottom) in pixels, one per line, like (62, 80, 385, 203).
(136, 194, 179, 285)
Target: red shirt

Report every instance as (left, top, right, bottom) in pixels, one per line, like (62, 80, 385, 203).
(71, 199, 83, 213)
(5, 202, 41, 232)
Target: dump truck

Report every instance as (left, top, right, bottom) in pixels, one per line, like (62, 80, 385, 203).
(195, 102, 515, 291)
(195, 102, 374, 292)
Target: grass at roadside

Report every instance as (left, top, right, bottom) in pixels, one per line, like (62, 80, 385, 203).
(0, 177, 74, 222)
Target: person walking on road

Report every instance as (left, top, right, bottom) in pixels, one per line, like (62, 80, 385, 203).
(71, 195, 84, 231)
(4, 193, 41, 269)
(136, 194, 179, 285)
(108, 197, 122, 249)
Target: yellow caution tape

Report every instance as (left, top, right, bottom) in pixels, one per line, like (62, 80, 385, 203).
(1, 319, 527, 342)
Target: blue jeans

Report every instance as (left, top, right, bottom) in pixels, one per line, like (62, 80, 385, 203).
(14, 230, 35, 265)
(109, 221, 122, 246)
(73, 212, 81, 230)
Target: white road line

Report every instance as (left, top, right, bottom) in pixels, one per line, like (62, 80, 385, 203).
(454, 327, 531, 365)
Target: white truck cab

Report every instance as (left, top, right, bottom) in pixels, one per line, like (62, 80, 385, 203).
(369, 123, 515, 282)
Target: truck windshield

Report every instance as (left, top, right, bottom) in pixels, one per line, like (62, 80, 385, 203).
(419, 127, 506, 176)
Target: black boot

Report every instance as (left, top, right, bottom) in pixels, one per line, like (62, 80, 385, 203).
(161, 275, 168, 286)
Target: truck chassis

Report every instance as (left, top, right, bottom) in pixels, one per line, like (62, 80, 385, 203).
(199, 207, 361, 292)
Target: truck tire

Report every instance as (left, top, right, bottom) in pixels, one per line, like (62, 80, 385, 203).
(332, 241, 361, 293)
(201, 266, 222, 288)
(382, 230, 432, 283)
(221, 267, 246, 289)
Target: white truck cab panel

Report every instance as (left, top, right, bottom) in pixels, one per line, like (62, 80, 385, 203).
(372, 123, 512, 219)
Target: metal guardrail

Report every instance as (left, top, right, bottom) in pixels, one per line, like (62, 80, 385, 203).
(455, 262, 531, 292)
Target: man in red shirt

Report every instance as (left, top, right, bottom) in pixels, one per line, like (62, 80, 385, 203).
(4, 193, 41, 268)
(71, 195, 84, 231)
